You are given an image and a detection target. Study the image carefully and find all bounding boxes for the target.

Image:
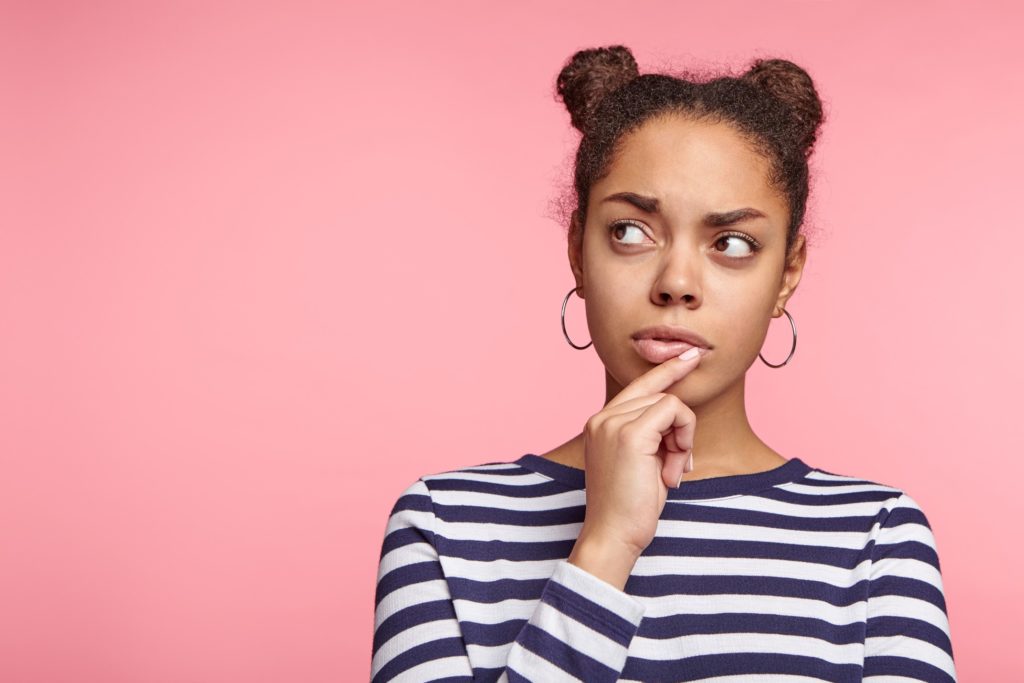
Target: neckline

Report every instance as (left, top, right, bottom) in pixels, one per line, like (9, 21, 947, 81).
(514, 453, 812, 500)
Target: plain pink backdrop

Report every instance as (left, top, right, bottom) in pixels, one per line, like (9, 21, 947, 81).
(2, 1, 1021, 681)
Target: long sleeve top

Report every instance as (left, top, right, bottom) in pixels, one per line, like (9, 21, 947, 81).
(370, 454, 956, 682)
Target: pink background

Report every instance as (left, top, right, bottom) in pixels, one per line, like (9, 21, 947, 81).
(2, 1, 1021, 681)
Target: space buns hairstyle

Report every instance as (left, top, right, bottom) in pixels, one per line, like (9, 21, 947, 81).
(553, 44, 827, 258)
(555, 45, 640, 135)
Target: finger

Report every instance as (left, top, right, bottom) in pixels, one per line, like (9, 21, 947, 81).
(635, 400, 696, 459)
(670, 415, 697, 471)
(621, 394, 695, 454)
(611, 410, 686, 490)
(664, 424, 687, 454)
(603, 401, 685, 463)
(601, 404, 656, 436)
(658, 417, 692, 488)
(590, 393, 673, 438)
(605, 395, 690, 446)
(606, 346, 708, 411)
(662, 447, 689, 489)
(622, 394, 696, 486)
(604, 393, 666, 418)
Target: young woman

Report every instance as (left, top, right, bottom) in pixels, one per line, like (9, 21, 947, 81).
(370, 45, 956, 682)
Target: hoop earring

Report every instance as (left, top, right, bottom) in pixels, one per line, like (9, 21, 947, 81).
(561, 285, 592, 350)
(759, 307, 797, 368)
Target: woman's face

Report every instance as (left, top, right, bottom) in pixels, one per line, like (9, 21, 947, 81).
(568, 114, 806, 406)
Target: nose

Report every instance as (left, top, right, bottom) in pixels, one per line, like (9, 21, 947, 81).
(651, 241, 702, 306)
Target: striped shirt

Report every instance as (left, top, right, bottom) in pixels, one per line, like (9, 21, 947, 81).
(371, 454, 956, 682)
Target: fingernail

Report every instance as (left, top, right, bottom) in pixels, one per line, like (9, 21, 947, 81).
(679, 347, 700, 361)
(676, 471, 683, 488)
(683, 451, 694, 473)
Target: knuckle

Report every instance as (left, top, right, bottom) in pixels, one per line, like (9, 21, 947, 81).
(616, 421, 641, 444)
(587, 414, 616, 440)
(603, 414, 626, 435)
(661, 393, 693, 418)
(657, 392, 679, 406)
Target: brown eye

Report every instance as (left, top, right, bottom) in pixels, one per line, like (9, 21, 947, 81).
(714, 233, 761, 258)
(609, 221, 648, 245)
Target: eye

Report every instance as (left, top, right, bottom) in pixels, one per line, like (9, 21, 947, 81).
(713, 232, 762, 258)
(609, 220, 650, 245)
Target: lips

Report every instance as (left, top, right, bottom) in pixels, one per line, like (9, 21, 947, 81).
(632, 337, 710, 364)
(631, 324, 712, 364)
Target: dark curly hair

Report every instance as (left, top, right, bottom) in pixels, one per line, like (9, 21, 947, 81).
(552, 45, 828, 260)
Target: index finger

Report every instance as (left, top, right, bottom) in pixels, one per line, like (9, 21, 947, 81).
(607, 346, 708, 409)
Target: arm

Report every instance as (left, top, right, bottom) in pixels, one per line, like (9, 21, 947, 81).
(863, 493, 957, 682)
(371, 479, 646, 682)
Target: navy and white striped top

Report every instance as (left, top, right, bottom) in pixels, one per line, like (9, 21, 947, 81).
(371, 454, 956, 682)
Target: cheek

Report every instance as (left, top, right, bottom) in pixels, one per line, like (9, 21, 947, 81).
(584, 276, 642, 341)
(720, 288, 768, 321)
(581, 245, 642, 325)
(710, 283, 776, 356)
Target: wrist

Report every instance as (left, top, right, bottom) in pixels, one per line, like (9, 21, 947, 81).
(567, 529, 643, 591)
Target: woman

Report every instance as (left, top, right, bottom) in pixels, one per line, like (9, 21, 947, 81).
(370, 45, 956, 682)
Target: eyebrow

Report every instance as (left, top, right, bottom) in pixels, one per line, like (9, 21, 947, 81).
(600, 191, 767, 226)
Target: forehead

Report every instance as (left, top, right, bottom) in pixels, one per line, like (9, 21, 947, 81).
(593, 114, 787, 217)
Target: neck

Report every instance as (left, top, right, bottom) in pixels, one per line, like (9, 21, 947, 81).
(543, 371, 786, 480)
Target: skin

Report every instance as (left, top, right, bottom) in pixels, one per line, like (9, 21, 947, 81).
(539, 113, 809, 589)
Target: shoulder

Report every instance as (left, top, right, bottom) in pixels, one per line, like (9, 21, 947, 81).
(797, 463, 943, 559)
(795, 463, 919, 512)
(798, 462, 905, 494)
(385, 455, 553, 516)
(420, 456, 538, 487)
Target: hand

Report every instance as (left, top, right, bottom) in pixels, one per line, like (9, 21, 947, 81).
(568, 348, 704, 587)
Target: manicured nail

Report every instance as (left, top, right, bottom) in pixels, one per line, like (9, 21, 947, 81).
(683, 451, 694, 473)
(679, 347, 700, 361)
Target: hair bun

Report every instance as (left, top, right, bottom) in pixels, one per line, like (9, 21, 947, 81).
(741, 58, 825, 154)
(555, 45, 640, 133)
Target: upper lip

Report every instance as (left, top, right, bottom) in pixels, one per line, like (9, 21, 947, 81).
(632, 324, 712, 349)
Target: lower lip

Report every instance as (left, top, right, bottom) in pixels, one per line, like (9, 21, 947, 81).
(631, 337, 709, 364)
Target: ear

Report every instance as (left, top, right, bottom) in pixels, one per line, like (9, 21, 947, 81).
(773, 233, 806, 317)
(567, 209, 586, 295)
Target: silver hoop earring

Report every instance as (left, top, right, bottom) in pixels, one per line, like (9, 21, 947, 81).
(759, 308, 797, 368)
(561, 285, 592, 350)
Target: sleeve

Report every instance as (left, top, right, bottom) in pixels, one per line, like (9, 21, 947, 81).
(863, 493, 957, 682)
(370, 478, 647, 682)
